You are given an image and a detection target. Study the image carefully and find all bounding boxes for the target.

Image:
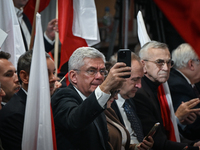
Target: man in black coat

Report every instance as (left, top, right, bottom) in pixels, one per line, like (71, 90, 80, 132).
(13, 0, 57, 52)
(133, 41, 200, 150)
(111, 52, 154, 150)
(168, 43, 200, 140)
(51, 47, 131, 150)
(0, 50, 57, 150)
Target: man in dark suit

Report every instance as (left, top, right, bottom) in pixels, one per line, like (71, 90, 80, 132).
(168, 43, 200, 140)
(51, 47, 131, 150)
(0, 50, 57, 150)
(0, 51, 20, 105)
(133, 41, 200, 150)
(13, 0, 57, 52)
(111, 52, 154, 150)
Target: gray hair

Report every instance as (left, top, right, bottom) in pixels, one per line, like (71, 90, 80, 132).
(68, 47, 106, 71)
(139, 41, 169, 60)
(172, 43, 198, 69)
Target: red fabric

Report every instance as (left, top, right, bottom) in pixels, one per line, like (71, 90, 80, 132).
(24, 0, 50, 24)
(58, 0, 88, 71)
(157, 84, 177, 142)
(64, 73, 70, 86)
(50, 105, 57, 150)
(153, 0, 200, 57)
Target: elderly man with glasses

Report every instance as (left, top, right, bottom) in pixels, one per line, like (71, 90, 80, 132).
(168, 43, 200, 141)
(51, 47, 131, 150)
(132, 41, 200, 150)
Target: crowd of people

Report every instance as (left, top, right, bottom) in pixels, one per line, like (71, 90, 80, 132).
(0, 41, 200, 150)
(1, 0, 200, 150)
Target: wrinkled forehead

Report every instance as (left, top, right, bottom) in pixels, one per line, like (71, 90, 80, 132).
(147, 48, 170, 60)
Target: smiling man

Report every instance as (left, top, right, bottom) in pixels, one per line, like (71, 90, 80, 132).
(51, 47, 131, 150)
(0, 51, 20, 104)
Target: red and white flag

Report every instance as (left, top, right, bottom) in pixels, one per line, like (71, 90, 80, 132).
(22, 13, 56, 150)
(0, 0, 25, 68)
(58, 0, 100, 71)
(137, 11, 180, 142)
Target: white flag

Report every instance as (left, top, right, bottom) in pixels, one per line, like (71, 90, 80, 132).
(0, 0, 25, 68)
(137, 11, 151, 47)
(22, 13, 54, 150)
(137, 11, 180, 142)
(72, 0, 100, 46)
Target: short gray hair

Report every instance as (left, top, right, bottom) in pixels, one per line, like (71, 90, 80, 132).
(139, 41, 169, 60)
(172, 43, 198, 69)
(68, 47, 106, 71)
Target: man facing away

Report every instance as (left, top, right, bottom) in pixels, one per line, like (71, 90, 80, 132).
(51, 47, 131, 150)
(133, 41, 200, 150)
(0, 50, 57, 150)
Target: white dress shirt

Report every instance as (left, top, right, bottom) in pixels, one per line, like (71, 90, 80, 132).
(116, 94, 139, 144)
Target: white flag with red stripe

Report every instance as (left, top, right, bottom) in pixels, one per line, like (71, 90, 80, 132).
(22, 13, 56, 150)
(137, 11, 180, 142)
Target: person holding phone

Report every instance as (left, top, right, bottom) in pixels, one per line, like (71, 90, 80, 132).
(109, 52, 154, 150)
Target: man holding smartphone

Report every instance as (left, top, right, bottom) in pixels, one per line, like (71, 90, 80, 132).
(111, 51, 154, 150)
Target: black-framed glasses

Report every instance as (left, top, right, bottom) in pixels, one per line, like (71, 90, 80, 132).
(74, 69, 108, 77)
(144, 59, 174, 68)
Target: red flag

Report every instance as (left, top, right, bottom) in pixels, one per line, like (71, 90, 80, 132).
(23, 0, 50, 24)
(58, 0, 100, 71)
(153, 0, 200, 57)
(58, 0, 87, 71)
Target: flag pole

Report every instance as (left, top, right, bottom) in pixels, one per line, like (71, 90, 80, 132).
(54, 0, 59, 78)
(29, 0, 40, 50)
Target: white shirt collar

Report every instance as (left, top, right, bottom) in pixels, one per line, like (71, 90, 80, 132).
(176, 69, 194, 87)
(73, 86, 87, 101)
(116, 93, 125, 108)
(15, 7, 23, 23)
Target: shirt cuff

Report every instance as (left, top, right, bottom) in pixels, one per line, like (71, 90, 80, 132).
(95, 86, 111, 108)
(44, 32, 55, 45)
(175, 115, 186, 130)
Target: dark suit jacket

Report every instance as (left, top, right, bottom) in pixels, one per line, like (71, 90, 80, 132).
(0, 88, 27, 150)
(133, 77, 198, 150)
(168, 68, 200, 140)
(105, 108, 136, 150)
(168, 68, 199, 110)
(51, 84, 111, 150)
(22, 13, 54, 52)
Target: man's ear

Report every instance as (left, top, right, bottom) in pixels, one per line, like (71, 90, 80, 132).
(19, 70, 29, 84)
(141, 60, 147, 74)
(69, 70, 78, 84)
(188, 59, 195, 71)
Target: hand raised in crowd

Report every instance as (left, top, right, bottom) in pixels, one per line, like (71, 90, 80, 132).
(137, 136, 154, 150)
(175, 98, 200, 125)
(99, 62, 131, 94)
(45, 18, 58, 41)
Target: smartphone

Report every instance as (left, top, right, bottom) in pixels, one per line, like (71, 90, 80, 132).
(144, 122, 160, 140)
(117, 49, 131, 78)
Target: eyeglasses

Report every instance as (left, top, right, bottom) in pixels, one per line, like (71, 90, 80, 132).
(144, 59, 174, 68)
(74, 69, 108, 77)
(192, 59, 200, 64)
